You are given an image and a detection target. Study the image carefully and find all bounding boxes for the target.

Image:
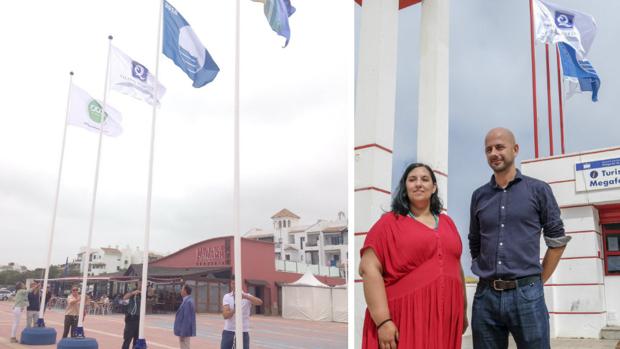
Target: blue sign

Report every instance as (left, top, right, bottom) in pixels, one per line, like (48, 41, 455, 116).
(575, 157, 620, 192)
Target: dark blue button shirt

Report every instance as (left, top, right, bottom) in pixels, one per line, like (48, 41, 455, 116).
(468, 169, 568, 279)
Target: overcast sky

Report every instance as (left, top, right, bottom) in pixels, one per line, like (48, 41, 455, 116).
(0, 0, 351, 269)
(356, 1, 620, 275)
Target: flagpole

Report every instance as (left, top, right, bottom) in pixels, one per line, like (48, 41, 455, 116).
(545, 43, 554, 156)
(555, 44, 566, 154)
(77, 35, 114, 334)
(528, 0, 540, 158)
(136, 0, 165, 345)
(234, 0, 244, 347)
(38, 71, 74, 324)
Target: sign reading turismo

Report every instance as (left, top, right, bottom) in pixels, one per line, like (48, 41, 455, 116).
(575, 157, 620, 192)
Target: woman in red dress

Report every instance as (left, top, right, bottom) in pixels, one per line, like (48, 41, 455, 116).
(360, 163, 468, 349)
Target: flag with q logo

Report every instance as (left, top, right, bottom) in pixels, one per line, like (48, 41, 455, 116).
(163, 0, 219, 88)
(533, 0, 596, 60)
(109, 45, 167, 106)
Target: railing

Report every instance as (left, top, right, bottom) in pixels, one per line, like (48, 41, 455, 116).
(324, 237, 343, 246)
(305, 240, 319, 247)
(275, 260, 343, 278)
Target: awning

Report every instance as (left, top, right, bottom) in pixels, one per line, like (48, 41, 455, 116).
(245, 279, 268, 286)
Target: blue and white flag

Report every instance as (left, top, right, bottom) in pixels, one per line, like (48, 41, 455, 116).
(253, 0, 296, 47)
(163, 0, 219, 88)
(533, 0, 596, 60)
(558, 42, 600, 102)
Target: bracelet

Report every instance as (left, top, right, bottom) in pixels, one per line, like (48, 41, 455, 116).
(376, 318, 392, 330)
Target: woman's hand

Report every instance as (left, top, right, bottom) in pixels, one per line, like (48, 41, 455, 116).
(462, 313, 469, 334)
(378, 320, 399, 349)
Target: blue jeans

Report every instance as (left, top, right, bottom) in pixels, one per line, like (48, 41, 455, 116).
(220, 330, 249, 349)
(472, 278, 550, 349)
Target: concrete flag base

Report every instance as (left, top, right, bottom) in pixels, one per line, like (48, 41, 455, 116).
(20, 327, 57, 345)
(57, 337, 98, 349)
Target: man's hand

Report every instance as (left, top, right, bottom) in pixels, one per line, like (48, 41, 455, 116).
(377, 320, 398, 349)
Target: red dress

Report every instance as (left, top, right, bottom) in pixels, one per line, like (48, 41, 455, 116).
(361, 213, 464, 349)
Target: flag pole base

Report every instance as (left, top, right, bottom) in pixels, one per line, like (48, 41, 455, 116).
(135, 338, 148, 349)
(20, 326, 57, 345)
(57, 337, 98, 349)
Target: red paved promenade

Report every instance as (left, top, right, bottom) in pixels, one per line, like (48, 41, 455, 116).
(0, 302, 346, 349)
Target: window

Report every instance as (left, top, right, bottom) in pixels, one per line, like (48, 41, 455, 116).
(300, 237, 305, 250)
(288, 235, 295, 244)
(603, 223, 620, 275)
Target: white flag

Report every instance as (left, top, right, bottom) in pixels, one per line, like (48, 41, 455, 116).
(110, 45, 166, 106)
(67, 84, 123, 137)
(533, 0, 597, 60)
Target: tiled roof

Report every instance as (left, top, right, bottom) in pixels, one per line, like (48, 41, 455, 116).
(101, 248, 121, 255)
(271, 208, 300, 219)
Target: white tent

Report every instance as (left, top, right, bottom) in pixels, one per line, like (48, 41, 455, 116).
(282, 271, 332, 322)
(331, 284, 347, 323)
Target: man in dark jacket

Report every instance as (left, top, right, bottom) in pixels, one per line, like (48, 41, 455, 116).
(121, 282, 141, 349)
(173, 284, 196, 349)
(26, 281, 41, 328)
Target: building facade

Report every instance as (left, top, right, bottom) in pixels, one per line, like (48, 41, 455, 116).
(521, 146, 620, 338)
(77, 245, 161, 276)
(125, 236, 345, 315)
(245, 209, 348, 271)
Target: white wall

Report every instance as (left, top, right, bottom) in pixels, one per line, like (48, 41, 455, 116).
(605, 277, 620, 326)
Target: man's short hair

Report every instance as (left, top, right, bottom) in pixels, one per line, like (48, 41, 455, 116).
(183, 284, 192, 295)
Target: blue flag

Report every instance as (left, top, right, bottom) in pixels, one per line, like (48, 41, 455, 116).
(163, 0, 219, 88)
(260, 0, 296, 47)
(558, 42, 600, 102)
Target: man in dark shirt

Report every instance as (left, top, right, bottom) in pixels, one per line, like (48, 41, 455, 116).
(121, 282, 142, 349)
(469, 128, 571, 349)
(26, 281, 41, 328)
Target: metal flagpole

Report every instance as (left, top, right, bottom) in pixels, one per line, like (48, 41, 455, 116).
(38, 71, 74, 324)
(76, 35, 114, 334)
(555, 44, 566, 155)
(136, 0, 165, 346)
(234, 0, 244, 347)
(545, 43, 554, 156)
(528, 0, 540, 158)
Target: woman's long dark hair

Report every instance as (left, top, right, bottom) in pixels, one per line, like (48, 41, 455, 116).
(391, 163, 443, 216)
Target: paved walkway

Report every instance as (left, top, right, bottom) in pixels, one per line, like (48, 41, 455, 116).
(462, 335, 620, 348)
(0, 302, 346, 349)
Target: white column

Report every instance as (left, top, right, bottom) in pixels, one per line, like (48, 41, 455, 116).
(417, 0, 450, 209)
(354, 0, 399, 348)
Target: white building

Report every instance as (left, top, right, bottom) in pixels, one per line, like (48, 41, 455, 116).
(520, 146, 620, 339)
(77, 245, 162, 276)
(245, 209, 348, 269)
